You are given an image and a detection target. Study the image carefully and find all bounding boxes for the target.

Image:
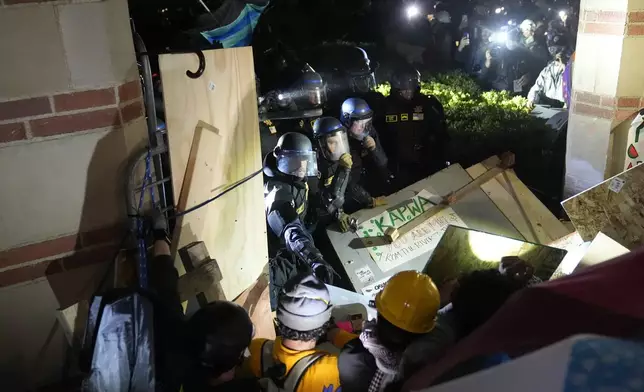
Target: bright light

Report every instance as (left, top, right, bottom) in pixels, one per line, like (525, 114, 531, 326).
(508, 20, 515, 25)
(559, 10, 567, 20)
(468, 231, 527, 262)
(490, 31, 508, 44)
(495, 7, 502, 14)
(406, 4, 420, 19)
(277, 93, 285, 101)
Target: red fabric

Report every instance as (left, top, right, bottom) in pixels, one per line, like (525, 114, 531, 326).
(403, 247, 644, 391)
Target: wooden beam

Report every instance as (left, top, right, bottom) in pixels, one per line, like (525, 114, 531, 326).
(385, 153, 515, 243)
(467, 157, 571, 244)
(178, 242, 226, 306)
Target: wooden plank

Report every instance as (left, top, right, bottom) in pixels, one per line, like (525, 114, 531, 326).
(561, 163, 644, 249)
(160, 47, 268, 300)
(233, 274, 275, 340)
(56, 300, 89, 347)
(467, 157, 571, 244)
(178, 242, 225, 303)
(577, 232, 629, 271)
(385, 154, 515, 243)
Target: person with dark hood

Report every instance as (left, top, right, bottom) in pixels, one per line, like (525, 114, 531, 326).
(183, 302, 261, 392)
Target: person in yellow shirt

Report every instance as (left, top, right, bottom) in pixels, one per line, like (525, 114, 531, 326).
(246, 273, 357, 392)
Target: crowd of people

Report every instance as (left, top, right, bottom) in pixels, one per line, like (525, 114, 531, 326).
(392, 0, 579, 108)
(141, 213, 539, 392)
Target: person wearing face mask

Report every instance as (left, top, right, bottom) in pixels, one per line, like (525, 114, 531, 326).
(263, 132, 336, 307)
(339, 98, 391, 213)
(312, 117, 355, 233)
(527, 34, 571, 108)
(380, 67, 449, 188)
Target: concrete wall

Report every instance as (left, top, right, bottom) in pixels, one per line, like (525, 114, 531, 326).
(565, 0, 644, 196)
(0, 0, 146, 389)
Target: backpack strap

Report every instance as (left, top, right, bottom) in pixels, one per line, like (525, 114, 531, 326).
(261, 340, 276, 375)
(282, 352, 326, 392)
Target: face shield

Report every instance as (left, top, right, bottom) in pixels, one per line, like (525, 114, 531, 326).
(348, 117, 373, 141)
(306, 84, 327, 106)
(275, 150, 319, 179)
(319, 131, 350, 162)
(351, 74, 376, 93)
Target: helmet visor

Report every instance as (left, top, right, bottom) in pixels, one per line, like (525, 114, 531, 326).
(276, 150, 318, 178)
(319, 131, 350, 162)
(351, 75, 375, 93)
(307, 86, 327, 106)
(349, 118, 372, 141)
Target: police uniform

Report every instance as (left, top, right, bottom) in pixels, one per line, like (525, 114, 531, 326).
(380, 93, 448, 187)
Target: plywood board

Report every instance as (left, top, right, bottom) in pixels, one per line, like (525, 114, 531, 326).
(466, 157, 571, 244)
(234, 275, 275, 340)
(327, 163, 524, 293)
(424, 226, 567, 285)
(160, 47, 268, 300)
(562, 163, 644, 249)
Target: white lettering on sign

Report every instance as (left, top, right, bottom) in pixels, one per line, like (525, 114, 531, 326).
(361, 276, 392, 300)
(357, 190, 467, 272)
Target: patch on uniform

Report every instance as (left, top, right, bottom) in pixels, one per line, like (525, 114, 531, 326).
(412, 113, 424, 121)
(385, 114, 398, 123)
(401, 113, 409, 121)
(310, 120, 316, 129)
(299, 120, 305, 128)
(414, 106, 423, 113)
(325, 175, 334, 187)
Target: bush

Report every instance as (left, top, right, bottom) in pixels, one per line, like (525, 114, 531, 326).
(377, 71, 553, 167)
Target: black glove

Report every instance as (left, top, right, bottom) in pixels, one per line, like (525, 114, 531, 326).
(310, 258, 337, 285)
(150, 209, 170, 243)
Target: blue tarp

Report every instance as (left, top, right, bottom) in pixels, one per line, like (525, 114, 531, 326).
(200, 2, 268, 48)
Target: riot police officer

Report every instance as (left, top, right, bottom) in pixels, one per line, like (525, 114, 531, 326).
(312, 117, 354, 232)
(263, 132, 335, 291)
(340, 97, 390, 213)
(380, 67, 449, 188)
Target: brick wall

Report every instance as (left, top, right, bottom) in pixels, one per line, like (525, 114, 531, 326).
(0, 0, 147, 389)
(565, 0, 644, 197)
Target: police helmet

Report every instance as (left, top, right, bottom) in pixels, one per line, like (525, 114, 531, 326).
(341, 98, 374, 141)
(391, 68, 421, 91)
(273, 132, 318, 178)
(312, 117, 351, 162)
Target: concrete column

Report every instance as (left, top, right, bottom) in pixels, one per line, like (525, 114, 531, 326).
(565, 0, 644, 197)
(0, 0, 146, 389)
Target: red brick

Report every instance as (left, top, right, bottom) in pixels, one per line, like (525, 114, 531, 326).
(627, 24, 644, 36)
(0, 259, 63, 289)
(614, 110, 638, 125)
(629, 12, 644, 23)
(584, 11, 598, 22)
(30, 108, 120, 137)
(62, 244, 116, 270)
(0, 97, 51, 121)
(574, 103, 615, 119)
(584, 22, 626, 35)
(0, 234, 81, 269)
(81, 225, 124, 248)
(120, 100, 144, 123)
(618, 97, 641, 108)
(118, 80, 142, 102)
(0, 122, 27, 143)
(597, 11, 627, 24)
(54, 88, 115, 112)
(600, 96, 616, 108)
(575, 91, 601, 105)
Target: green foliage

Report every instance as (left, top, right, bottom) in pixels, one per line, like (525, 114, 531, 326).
(377, 71, 552, 166)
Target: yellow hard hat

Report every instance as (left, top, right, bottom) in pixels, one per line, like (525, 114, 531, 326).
(375, 271, 440, 334)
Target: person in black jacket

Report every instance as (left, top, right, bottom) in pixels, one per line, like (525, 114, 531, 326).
(263, 132, 336, 295)
(339, 97, 391, 213)
(380, 67, 449, 189)
(147, 213, 262, 392)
